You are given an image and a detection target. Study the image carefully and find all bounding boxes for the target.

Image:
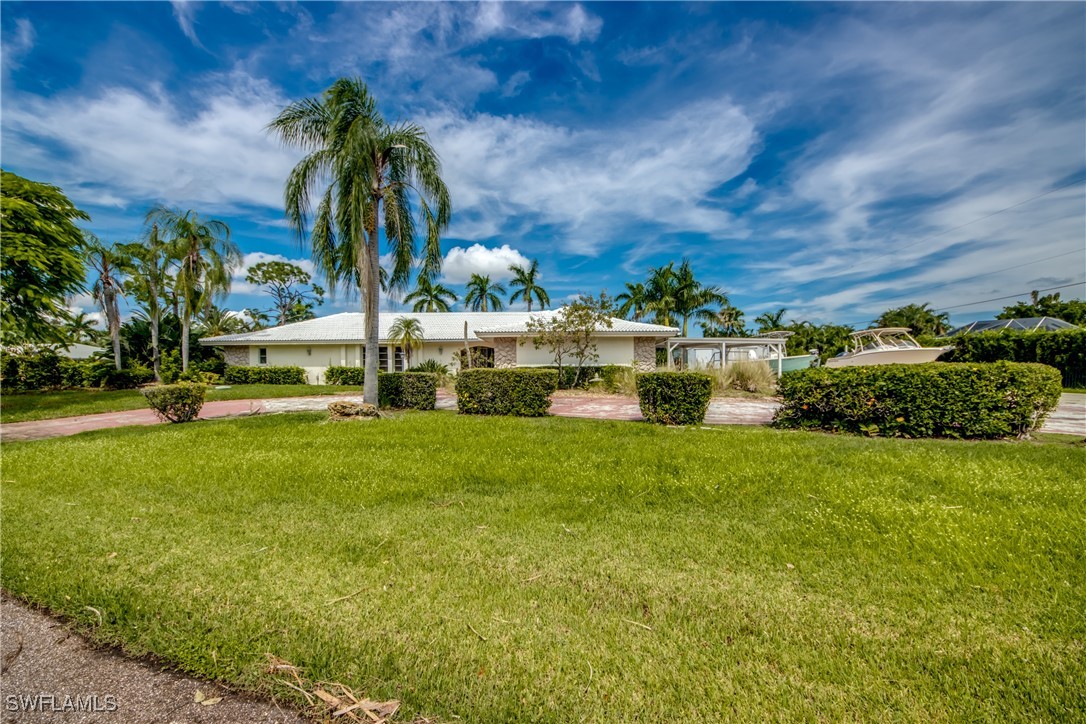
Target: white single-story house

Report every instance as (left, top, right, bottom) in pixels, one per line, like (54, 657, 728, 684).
(200, 311, 678, 384)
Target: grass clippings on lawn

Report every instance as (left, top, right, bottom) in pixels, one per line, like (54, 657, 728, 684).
(2, 413, 1083, 721)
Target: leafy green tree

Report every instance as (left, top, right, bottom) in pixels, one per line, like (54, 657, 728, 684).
(269, 77, 451, 405)
(120, 225, 172, 381)
(702, 302, 747, 337)
(403, 274, 458, 312)
(243, 308, 272, 331)
(997, 291, 1086, 326)
(874, 302, 950, 336)
(526, 293, 614, 387)
(754, 308, 788, 333)
(643, 263, 679, 327)
(84, 233, 129, 370)
(508, 260, 550, 311)
(465, 273, 506, 312)
(783, 320, 855, 361)
(672, 259, 726, 336)
(199, 304, 248, 337)
(146, 207, 240, 371)
(616, 282, 648, 321)
(637, 259, 723, 334)
(245, 261, 325, 326)
(388, 317, 424, 367)
(0, 170, 89, 343)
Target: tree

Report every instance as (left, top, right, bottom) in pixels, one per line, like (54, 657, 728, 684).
(199, 304, 248, 337)
(997, 290, 1086, 326)
(120, 225, 172, 381)
(242, 308, 272, 331)
(388, 317, 424, 367)
(874, 302, 951, 336)
(64, 311, 101, 344)
(672, 259, 726, 336)
(0, 170, 89, 343)
(508, 260, 550, 311)
(245, 261, 325, 326)
(84, 233, 128, 370)
(702, 302, 747, 337)
(526, 293, 614, 387)
(643, 263, 679, 327)
(404, 274, 458, 312)
(783, 320, 855, 361)
(146, 207, 239, 371)
(754, 308, 788, 333)
(465, 273, 506, 312)
(616, 282, 648, 321)
(270, 77, 451, 405)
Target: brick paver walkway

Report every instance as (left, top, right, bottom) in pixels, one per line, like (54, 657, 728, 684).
(2, 392, 1082, 443)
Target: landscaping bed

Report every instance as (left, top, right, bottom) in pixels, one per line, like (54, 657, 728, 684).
(2, 414, 1083, 720)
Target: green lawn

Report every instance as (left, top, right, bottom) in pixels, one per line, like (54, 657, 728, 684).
(0, 385, 365, 423)
(2, 414, 1083, 721)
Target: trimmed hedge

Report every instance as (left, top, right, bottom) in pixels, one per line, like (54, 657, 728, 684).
(773, 362, 1062, 439)
(941, 328, 1085, 387)
(325, 366, 366, 385)
(456, 369, 558, 416)
(378, 372, 438, 410)
(222, 365, 307, 385)
(636, 372, 713, 425)
(141, 382, 206, 423)
(1, 348, 153, 391)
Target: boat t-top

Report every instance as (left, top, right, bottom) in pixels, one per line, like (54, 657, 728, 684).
(825, 328, 951, 368)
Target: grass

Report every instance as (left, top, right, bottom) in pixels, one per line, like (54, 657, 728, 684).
(2, 413, 1084, 721)
(0, 384, 364, 423)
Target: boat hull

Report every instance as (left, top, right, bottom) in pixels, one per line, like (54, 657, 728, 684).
(825, 347, 951, 368)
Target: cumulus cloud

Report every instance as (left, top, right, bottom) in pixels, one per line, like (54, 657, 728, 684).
(441, 244, 530, 284)
(1, 73, 301, 213)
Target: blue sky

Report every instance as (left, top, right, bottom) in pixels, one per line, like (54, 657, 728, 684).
(2, 1, 1084, 330)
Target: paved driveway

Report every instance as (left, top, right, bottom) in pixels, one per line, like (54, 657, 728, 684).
(2, 392, 1082, 443)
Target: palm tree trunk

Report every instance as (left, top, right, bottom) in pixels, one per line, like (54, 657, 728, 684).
(151, 314, 161, 382)
(111, 313, 122, 370)
(362, 202, 381, 406)
(181, 303, 191, 372)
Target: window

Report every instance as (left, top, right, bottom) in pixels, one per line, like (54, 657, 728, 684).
(378, 346, 389, 371)
(258, 347, 268, 365)
(394, 346, 405, 372)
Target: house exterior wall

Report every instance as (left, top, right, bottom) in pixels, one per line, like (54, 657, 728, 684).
(515, 336, 637, 367)
(493, 337, 517, 368)
(633, 337, 657, 371)
(223, 346, 249, 366)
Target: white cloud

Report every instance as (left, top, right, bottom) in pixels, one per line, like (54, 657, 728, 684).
(501, 70, 531, 98)
(472, 3, 602, 44)
(230, 251, 317, 296)
(171, 1, 203, 47)
(1, 73, 301, 213)
(441, 244, 530, 284)
(2, 18, 35, 71)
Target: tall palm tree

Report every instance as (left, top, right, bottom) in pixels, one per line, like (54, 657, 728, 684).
(703, 302, 746, 337)
(464, 273, 506, 312)
(672, 259, 726, 336)
(754, 307, 788, 333)
(269, 77, 451, 405)
(64, 311, 100, 344)
(84, 233, 127, 370)
(120, 225, 171, 381)
(146, 207, 239, 371)
(404, 274, 458, 312)
(616, 282, 648, 321)
(508, 260, 549, 311)
(388, 316, 424, 367)
(874, 302, 950, 337)
(643, 263, 679, 327)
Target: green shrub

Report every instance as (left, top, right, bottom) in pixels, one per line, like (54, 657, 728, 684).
(141, 382, 206, 423)
(222, 366, 306, 385)
(58, 358, 88, 388)
(160, 349, 182, 384)
(538, 364, 628, 390)
(409, 359, 450, 375)
(0, 348, 64, 391)
(636, 372, 713, 425)
(456, 369, 558, 416)
(99, 368, 139, 390)
(378, 372, 438, 410)
(942, 329, 1085, 387)
(774, 362, 1062, 439)
(325, 366, 366, 385)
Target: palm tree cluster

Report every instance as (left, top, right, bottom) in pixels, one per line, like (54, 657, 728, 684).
(617, 259, 729, 336)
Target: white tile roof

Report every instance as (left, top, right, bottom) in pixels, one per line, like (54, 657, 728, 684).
(200, 310, 677, 345)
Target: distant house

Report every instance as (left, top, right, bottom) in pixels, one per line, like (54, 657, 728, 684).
(200, 311, 677, 384)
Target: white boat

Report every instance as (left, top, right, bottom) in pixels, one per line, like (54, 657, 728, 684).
(825, 328, 951, 368)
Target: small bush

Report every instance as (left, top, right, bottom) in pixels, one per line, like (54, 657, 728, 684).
(142, 382, 206, 423)
(774, 362, 1062, 439)
(99, 368, 140, 390)
(58, 358, 88, 388)
(0, 348, 64, 391)
(325, 366, 366, 385)
(328, 401, 379, 420)
(222, 366, 307, 385)
(456, 369, 558, 416)
(379, 372, 438, 410)
(636, 372, 713, 425)
(409, 359, 450, 375)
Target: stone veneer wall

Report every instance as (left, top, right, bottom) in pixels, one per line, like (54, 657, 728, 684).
(633, 337, 657, 372)
(493, 337, 517, 368)
(223, 346, 250, 366)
